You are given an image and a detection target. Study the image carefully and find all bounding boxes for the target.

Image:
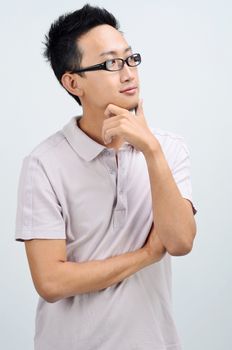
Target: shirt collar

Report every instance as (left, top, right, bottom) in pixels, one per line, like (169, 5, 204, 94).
(62, 116, 133, 162)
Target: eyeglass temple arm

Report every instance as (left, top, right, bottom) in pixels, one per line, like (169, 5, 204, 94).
(72, 63, 105, 73)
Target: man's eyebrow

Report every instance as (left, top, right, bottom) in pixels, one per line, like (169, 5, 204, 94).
(99, 46, 132, 57)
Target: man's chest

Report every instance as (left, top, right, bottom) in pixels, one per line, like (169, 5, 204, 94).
(56, 149, 152, 239)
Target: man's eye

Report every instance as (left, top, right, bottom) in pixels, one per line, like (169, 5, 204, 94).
(108, 59, 117, 65)
(131, 55, 138, 62)
(106, 59, 120, 70)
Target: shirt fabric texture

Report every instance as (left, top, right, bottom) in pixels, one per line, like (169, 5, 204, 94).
(15, 115, 197, 350)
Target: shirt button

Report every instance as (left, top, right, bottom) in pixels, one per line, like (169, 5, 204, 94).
(109, 169, 115, 174)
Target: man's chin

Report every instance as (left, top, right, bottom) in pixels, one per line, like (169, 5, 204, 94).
(115, 98, 139, 112)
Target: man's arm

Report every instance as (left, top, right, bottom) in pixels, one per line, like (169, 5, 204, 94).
(143, 144, 197, 256)
(102, 100, 197, 256)
(25, 226, 165, 303)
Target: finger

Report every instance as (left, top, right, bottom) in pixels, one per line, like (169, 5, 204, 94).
(103, 114, 126, 125)
(102, 120, 121, 143)
(104, 103, 127, 118)
(102, 115, 129, 140)
(104, 126, 122, 144)
(135, 98, 144, 118)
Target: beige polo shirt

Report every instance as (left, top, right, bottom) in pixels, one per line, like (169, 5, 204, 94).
(15, 115, 197, 350)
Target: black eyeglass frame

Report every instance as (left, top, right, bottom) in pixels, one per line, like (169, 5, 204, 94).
(70, 53, 141, 74)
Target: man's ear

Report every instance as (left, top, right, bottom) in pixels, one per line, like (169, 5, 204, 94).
(61, 73, 84, 98)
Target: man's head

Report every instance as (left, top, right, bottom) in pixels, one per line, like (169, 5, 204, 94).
(43, 4, 140, 112)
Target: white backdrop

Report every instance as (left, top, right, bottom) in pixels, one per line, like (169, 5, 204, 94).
(1, 0, 231, 349)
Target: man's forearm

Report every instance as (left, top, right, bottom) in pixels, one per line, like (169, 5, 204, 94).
(45, 247, 153, 303)
(143, 145, 196, 255)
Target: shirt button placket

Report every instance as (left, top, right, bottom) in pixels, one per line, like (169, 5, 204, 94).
(113, 150, 127, 230)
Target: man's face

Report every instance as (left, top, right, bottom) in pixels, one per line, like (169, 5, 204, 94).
(77, 24, 140, 111)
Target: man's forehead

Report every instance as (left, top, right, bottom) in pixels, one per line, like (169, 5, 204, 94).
(80, 44, 133, 63)
(78, 25, 131, 57)
(99, 46, 132, 58)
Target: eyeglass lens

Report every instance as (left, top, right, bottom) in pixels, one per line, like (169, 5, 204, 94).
(106, 54, 141, 71)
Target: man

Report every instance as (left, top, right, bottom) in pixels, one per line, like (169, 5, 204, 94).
(15, 4, 197, 350)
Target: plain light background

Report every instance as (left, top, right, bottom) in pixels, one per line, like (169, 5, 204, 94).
(1, 0, 231, 349)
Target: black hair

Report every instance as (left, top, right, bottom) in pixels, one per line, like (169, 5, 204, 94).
(43, 3, 120, 105)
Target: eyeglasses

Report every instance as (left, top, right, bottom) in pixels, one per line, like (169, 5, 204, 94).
(70, 53, 141, 74)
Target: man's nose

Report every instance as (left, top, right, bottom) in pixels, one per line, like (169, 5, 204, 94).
(119, 63, 135, 82)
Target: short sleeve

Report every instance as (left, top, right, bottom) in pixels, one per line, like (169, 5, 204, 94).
(171, 139, 198, 216)
(15, 155, 66, 242)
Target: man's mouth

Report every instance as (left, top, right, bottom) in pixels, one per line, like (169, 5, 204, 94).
(120, 86, 137, 95)
(120, 86, 137, 93)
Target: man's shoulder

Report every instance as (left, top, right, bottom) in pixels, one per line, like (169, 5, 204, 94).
(149, 125, 185, 148)
(148, 125, 185, 144)
(27, 129, 66, 162)
(148, 125, 188, 167)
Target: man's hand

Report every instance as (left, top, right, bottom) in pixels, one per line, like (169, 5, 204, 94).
(102, 100, 160, 154)
(142, 222, 167, 263)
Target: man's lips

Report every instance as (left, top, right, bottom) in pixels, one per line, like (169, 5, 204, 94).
(120, 86, 137, 93)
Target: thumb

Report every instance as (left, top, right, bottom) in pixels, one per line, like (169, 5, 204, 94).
(135, 98, 144, 117)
